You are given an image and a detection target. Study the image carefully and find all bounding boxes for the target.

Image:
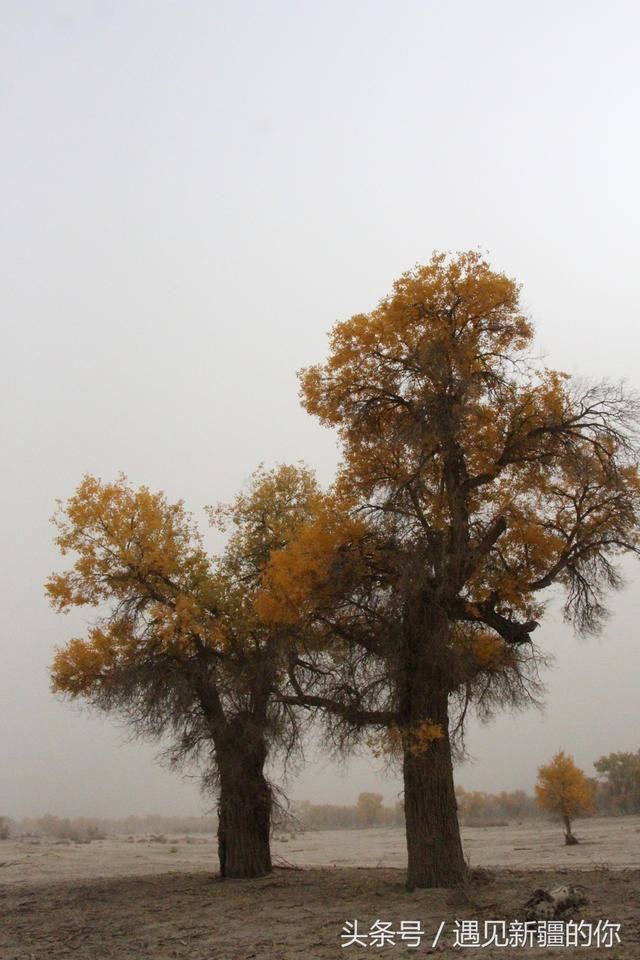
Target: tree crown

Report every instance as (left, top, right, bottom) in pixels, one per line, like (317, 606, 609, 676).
(535, 751, 596, 821)
(48, 465, 319, 738)
(265, 253, 639, 633)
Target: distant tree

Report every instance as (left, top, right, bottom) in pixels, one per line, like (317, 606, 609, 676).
(497, 789, 536, 819)
(47, 466, 319, 879)
(296, 801, 353, 830)
(258, 251, 640, 888)
(594, 750, 640, 814)
(295, 796, 402, 830)
(356, 792, 384, 827)
(535, 751, 596, 843)
(0, 817, 10, 840)
(456, 786, 537, 824)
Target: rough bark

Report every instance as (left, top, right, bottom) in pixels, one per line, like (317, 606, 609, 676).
(400, 598, 466, 889)
(216, 727, 272, 879)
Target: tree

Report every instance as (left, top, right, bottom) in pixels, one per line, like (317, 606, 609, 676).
(535, 752, 595, 843)
(258, 251, 640, 887)
(47, 465, 319, 879)
(594, 750, 640, 814)
(356, 792, 384, 827)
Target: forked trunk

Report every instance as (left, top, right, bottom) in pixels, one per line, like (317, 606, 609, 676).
(400, 598, 466, 889)
(216, 731, 272, 879)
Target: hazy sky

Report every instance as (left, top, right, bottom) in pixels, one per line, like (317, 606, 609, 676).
(2, 0, 639, 819)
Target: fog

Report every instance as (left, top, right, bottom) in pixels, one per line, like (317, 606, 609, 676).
(1, 0, 639, 819)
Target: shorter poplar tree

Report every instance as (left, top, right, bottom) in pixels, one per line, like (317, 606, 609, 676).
(535, 751, 595, 844)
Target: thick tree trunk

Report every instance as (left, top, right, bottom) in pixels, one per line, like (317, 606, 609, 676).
(403, 692, 466, 888)
(400, 598, 466, 889)
(216, 731, 272, 879)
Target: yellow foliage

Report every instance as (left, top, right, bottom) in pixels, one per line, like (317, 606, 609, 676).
(48, 466, 320, 700)
(355, 792, 385, 826)
(208, 463, 321, 589)
(368, 720, 445, 758)
(255, 500, 367, 624)
(296, 248, 640, 664)
(47, 476, 221, 695)
(535, 751, 596, 824)
(468, 631, 508, 669)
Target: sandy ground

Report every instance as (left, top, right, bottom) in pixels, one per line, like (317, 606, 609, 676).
(1, 817, 639, 958)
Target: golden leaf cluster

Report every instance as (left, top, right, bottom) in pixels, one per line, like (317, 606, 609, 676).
(535, 751, 596, 821)
(368, 720, 445, 758)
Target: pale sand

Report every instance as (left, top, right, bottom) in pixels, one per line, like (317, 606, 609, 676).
(1, 817, 639, 958)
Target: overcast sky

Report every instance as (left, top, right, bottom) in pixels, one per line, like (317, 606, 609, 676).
(1, 0, 639, 819)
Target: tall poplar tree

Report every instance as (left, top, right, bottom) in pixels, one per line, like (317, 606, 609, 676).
(258, 251, 640, 888)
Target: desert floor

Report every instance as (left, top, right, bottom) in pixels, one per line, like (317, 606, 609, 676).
(1, 816, 639, 959)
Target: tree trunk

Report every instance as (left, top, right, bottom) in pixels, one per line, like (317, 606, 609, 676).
(563, 816, 578, 845)
(402, 691, 466, 888)
(216, 729, 272, 879)
(400, 598, 466, 889)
